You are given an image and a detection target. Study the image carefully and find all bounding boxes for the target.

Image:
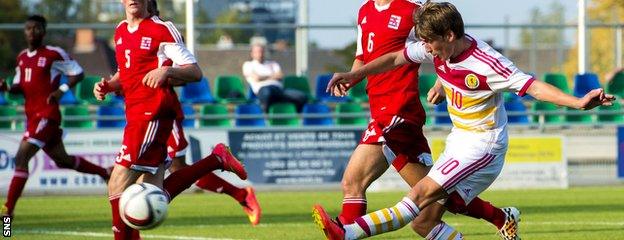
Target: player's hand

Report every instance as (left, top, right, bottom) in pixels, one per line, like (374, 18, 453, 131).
(93, 78, 111, 101)
(0, 78, 7, 92)
(578, 88, 616, 110)
(142, 67, 170, 88)
(427, 80, 445, 105)
(326, 72, 355, 97)
(47, 89, 63, 104)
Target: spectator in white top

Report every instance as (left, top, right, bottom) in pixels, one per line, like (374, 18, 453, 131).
(242, 44, 308, 112)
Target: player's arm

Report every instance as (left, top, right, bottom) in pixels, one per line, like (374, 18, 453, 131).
(162, 63, 202, 86)
(427, 78, 445, 105)
(143, 41, 202, 88)
(526, 80, 615, 110)
(48, 57, 85, 103)
(94, 71, 122, 101)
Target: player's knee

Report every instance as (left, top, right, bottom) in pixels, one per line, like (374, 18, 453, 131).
(53, 157, 75, 169)
(445, 192, 467, 214)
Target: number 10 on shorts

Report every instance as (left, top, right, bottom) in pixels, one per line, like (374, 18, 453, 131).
(3, 216, 10, 237)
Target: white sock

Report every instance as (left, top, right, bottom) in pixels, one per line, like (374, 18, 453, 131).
(344, 197, 420, 239)
(426, 221, 464, 240)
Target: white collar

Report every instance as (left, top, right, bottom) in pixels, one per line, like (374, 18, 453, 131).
(374, 0, 392, 12)
(26, 49, 38, 58)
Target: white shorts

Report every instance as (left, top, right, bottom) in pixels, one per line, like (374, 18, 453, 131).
(428, 128, 508, 204)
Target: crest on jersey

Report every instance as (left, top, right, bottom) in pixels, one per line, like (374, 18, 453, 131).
(388, 15, 401, 30)
(37, 57, 46, 67)
(140, 37, 152, 50)
(465, 74, 479, 89)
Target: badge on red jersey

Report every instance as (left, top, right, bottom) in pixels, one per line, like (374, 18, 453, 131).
(140, 37, 152, 50)
(37, 57, 46, 67)
(465, 74, 479, 89)
(388, 15, 401, 30)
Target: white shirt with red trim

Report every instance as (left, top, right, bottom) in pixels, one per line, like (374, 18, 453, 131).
(403, 35, 534, 132)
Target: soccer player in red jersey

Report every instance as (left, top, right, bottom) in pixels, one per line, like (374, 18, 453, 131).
(0, 15, 111, 217)
(93, 1, 248, 239)
(313, 0, 518, 239)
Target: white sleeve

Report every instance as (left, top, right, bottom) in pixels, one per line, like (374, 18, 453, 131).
(355, 24, 364, 58)
(160, 43, 197, 66)
(403, 41, 433, 64)
(13, 66, 21, 85)
(271, 61, 282, 74)
(405, 27, 418, 46)
(242, 62, 253, 77)
(52, 60, 84, 76)
(483, 54, 534, 96)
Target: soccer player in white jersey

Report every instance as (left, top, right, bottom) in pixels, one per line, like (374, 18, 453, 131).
(314, 1, 615, 239)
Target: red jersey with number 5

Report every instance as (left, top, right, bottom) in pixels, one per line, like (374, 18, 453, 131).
(356, 0, 425, 125)
(14, 45, 83, 122)
(114, 16, 194, 121)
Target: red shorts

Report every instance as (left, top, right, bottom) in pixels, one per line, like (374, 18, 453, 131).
(23, 117, 63, 152)
(359, 115, 432, 171)
(115, 118, 174, 174)
(166, 119, 188, 159)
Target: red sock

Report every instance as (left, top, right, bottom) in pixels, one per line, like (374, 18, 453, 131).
(446, 192, 506, 229)
(109, 194, 140, 240)
(3, 168, 29, 215)
(163, 154, 222, 201)
(195, 172, 247, 203)
(73, 156, 109, 180)
(338, 197, 367, 224)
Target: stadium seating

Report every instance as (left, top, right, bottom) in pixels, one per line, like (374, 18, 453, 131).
(606, 71, 624, 99)
(335, 102, 367, 125)
(283, 75, 313, 101)
(62, 105, 93, 129)
(302, 103, 333, 126)
(96, 105, 126, 128)
(419, 73, 437, 99)
(59, 89, 80, 105)
(0, 106, 16, 129)
(268, 102, 299, 126)
(573, 73, 601, 98)
(0, 94, 6, 105)
(235, 103, 265, 126)
(77, 75, 110, 105)
(215, 75, 247, 104)
(543, 73, 570, 94)
(565, 107, 594, 123)
(348, 78, 368, 103)
(433, 101, 452, 124)
(315, 73, 349, 103)
(531, 101, 564, 123)
(504, 99, 529, 124)
(181, 104, 196, 127)
(247, 87, 257, 102)
(180, 77, 215, 103)
(421, 101, 433, 126)
(200, 104, 231, 127)
(597, 100, 624, 123)
(4, 76, 24, 105)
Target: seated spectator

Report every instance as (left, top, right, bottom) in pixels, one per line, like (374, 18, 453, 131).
(242, 44, 307, 112)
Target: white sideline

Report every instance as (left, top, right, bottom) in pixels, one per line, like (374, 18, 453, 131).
(16, 229, 248, 240)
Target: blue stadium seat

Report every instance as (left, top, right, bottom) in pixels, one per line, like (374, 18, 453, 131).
(97, 105, 126, 128)
(504, 99, 529, 124)
(302, 103, 333, 126)
(0, 93, 7, 105)
(180, 77, 215, 103)
(573, 73, 601, 98)
(58, 76, 79, 105)
(315, 73, 349, 103)
(247, 87, 257, 102)
(181, 104, 195, 127)
(235, 103, 265, 126)
(433, 101, 452, 125)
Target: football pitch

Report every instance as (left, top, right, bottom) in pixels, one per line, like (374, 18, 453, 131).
(9, 186, 624, 239)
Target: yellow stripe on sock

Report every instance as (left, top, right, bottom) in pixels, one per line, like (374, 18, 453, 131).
(447, 230, 458, 240)
(381, 208, 394, 231)
(391, 207, 405, 227)
(369, 211, 383, 234)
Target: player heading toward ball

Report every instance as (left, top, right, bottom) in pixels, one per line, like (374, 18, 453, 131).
(314, 1, 615, 239)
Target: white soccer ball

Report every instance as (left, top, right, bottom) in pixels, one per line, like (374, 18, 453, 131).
(119, 182, 169, 230)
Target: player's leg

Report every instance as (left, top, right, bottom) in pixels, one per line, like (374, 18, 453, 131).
(108, 164, 145, 240)
(43, 139, 110, 180)
(2, 140, 39, 217)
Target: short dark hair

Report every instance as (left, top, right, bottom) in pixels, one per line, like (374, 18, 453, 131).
(414, 1, 464, 41)
(148, 0, 160, 17)
(27, 15, 47, 30)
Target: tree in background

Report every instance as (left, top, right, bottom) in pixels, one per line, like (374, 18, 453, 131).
(203, 8, 252, 44)
(562, 0, 624, 83)
(0, 0, 26, 73)
(519, 1, 566, 49)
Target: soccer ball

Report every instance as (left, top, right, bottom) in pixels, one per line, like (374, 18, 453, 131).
(119, 182, 169, 230)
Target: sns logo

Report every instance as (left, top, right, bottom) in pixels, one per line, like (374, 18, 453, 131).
(3, 216, 11, 237)
(465, 74, 479, 89)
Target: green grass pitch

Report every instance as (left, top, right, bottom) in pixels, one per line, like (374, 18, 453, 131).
(9, 186, 624, 239)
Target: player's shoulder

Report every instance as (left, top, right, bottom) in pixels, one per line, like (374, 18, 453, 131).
(16, 49, 27, 59)
(115, 20, 128, 30)
(44, 45, 71, 60)
(394, 0, 422, 10)
(147, 16, 183, 42)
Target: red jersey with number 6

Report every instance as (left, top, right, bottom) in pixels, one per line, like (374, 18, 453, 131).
(356, 0, 425, 125)
(114, 16, 193, 121)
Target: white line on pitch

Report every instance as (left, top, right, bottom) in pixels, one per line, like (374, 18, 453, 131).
(16, 230, 251, 240)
